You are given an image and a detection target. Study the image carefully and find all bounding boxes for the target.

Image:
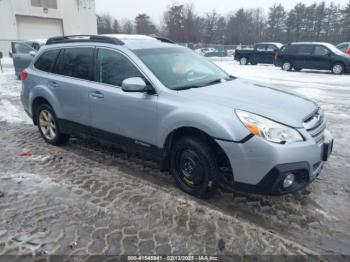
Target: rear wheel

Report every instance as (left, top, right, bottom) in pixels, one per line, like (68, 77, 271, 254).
(170, 137, 218, 198)
(36, 104, 70, 145)
(282, 61, 292, 71)
(240, 57, 248, 65)
(331, 63, 344, 75)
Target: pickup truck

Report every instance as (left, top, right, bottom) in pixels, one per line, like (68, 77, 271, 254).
(234, 42, 283, 65)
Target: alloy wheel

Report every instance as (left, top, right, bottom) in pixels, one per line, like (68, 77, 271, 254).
(39, 110, 57, 140)
(332, 64, 343, 74)
(282, 62, 292, 71)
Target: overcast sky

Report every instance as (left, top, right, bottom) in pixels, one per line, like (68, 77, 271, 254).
(95, 0, 348, 23)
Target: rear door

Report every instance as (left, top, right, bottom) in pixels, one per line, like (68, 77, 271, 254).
(293, 45, 314, 69)
(311, 45, 332, 70)
(252, 44, 267, 63)
(11, 42, 36, 77)
(50, 47, 94, 132)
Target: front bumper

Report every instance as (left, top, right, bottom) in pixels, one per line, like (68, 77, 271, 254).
(216, 130, 334, 195)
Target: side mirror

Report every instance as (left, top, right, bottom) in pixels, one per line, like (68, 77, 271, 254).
(0, 52, 3, 59)
(122, 77, 147, 93)
(29, 50, 37, 56)
(9, 52, 13, 58)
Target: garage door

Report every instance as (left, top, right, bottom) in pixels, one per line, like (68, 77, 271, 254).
(16, 15, 63, 40)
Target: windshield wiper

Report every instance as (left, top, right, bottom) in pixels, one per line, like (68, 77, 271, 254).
(174, 76, 236, 91)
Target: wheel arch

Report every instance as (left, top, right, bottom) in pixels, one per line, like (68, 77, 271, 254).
(160, 127, 233, 180)
(29, 86, 63, 125)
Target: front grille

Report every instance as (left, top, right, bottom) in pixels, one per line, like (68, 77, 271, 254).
(303, 109, 327, 144)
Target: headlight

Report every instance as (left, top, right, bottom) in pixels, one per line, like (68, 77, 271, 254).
(236, 110, 303, 144)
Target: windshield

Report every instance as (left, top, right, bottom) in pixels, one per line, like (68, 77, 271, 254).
(135, 47, 231, 90)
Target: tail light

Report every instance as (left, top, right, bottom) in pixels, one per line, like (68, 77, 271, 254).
(21, 70, 28, 81)
(347, 48, 350, 55)
(274, 53, 280, 60)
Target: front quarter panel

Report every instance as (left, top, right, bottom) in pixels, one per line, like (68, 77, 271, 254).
(156, 92, 251, 148)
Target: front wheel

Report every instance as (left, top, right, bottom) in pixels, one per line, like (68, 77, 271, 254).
(36, 104, 70, 145)
(170, 137, 218, 198)
(332, 63, 344, 75)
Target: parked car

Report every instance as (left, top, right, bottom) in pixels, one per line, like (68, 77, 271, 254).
(195, 48, 217, 56)
(234, 42, 283, 65)
(21, 35, 333, 198)
(204, 50, 228, 57)
(275, 42, 350, 74)
(11, 40, 46, 78)
(336, 42, 350, 55)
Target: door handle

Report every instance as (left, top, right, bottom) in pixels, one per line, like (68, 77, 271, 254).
(90, 91, 104, 99)
(48, 81, 59, 88)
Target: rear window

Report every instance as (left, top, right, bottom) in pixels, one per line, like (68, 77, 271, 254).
(34, 49, 60, 72)
(283, 45, 298, 54)
(54, 47, 94, 81)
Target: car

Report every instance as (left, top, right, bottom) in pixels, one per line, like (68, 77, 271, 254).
(234, 42, 283, 65)
(275, 42, 350, 74)
(21, 34, 334, 198)
(336, 42, 350, 55)
(195, 48, 217, 56)
(204, 50, 228, 57)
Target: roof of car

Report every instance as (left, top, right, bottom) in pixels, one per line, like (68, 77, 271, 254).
(256, 42, 284, 48)
(103, 34, 176, 50)
(290, 42, 331, 45)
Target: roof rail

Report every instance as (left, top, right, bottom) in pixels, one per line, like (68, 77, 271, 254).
(46, 35, 124, 45)
(150, 35, 176, 44)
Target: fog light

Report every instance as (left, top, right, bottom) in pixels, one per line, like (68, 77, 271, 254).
(283, 173, 295, 188)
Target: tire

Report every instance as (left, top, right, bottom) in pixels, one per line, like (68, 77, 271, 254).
(240, 57, 248, 65)
(251, 62, 258, 66)
(170, 136, 218, 198)
(36, 103, 70, 146)
(282, 61, 292, 71)
(331, 63, 344, 75)
(294, 67, 302, 72)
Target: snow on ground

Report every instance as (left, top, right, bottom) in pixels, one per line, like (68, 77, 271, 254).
(212, 59, 350, 100)
(0, 64, 31, 124)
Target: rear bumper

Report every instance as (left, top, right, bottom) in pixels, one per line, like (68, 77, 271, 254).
(216, 130, 334, 195)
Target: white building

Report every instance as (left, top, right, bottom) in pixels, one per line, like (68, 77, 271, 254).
(0, 0, 98, 56)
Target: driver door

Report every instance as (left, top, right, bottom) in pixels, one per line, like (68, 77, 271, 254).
(11, 42, 36, 78)
(89, 48, 158, 148)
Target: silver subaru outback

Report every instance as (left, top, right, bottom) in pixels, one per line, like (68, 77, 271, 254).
(20, 34, 334, 198)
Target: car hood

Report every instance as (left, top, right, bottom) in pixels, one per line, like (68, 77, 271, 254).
(176, 79, 318, 127)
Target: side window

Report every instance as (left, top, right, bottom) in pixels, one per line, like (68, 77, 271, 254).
(56, 48, 94, 80)
(256, 45, 266, 52)
(337, 44, 348, 53)
(297, 45, 314, 55)
(13, 42, 33, 54)
(314, 46, 329, 56)
(96, 48, 142, 87)
(34, 49, 60, 72)
(267, 44, 277, 52)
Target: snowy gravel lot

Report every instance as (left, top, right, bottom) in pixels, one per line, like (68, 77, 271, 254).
(0, 58, 350, 260)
